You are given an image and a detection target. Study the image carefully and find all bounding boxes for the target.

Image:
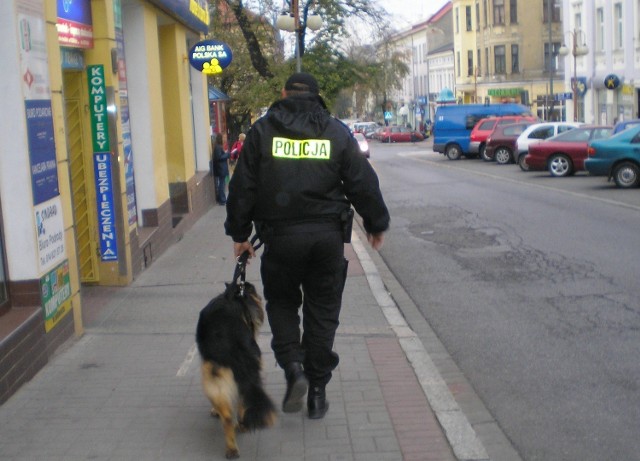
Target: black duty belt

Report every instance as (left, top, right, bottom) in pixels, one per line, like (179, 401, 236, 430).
(262, 221, 341, 236)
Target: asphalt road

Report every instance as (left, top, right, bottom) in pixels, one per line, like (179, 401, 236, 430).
(367, 138, 640, 461)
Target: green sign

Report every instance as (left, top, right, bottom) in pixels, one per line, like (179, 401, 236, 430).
(488, 88, 523, 97)
(40, 260, 72, 332)
(87, 65, 110, 152)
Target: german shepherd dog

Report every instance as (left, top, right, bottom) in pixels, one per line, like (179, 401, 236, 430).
(196, 281, 277, 459)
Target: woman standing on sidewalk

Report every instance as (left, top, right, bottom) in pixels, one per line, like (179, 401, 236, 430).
(211, 133, 229, 205)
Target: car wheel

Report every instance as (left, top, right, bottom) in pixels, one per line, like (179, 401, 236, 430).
(479, 144, 487, 160)
(518, 153, 530, 171)
(495, 147, 512, 165)
(612, 161, 640, 188)
(480, 146, 492, 161)
(548, 154, 572, 177)
(445, 144, 462, 160)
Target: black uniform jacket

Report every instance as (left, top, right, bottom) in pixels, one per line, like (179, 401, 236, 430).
(224, 93, 390, 243)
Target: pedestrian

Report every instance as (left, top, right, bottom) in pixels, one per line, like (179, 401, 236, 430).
(229, 133, 245, 176)
(211, 132, 229, 205)
(224, 72, 390, 419)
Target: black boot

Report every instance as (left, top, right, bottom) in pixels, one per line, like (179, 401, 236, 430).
(282, 362, 308, 413)
(307, 385, 329, 419)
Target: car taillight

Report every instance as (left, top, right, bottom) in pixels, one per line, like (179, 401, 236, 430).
(587, 147, 596, 157)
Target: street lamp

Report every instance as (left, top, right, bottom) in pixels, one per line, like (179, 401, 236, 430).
(559, 30, 589, 122)
(275, 1, 322, 72)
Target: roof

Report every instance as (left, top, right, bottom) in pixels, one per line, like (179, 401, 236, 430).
(208, 87, 230, 101)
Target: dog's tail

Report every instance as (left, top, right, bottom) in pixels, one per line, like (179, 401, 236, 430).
(241, 384, 277, 430)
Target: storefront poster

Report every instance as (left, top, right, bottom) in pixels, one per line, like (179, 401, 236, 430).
(40, 260, 72, 332)
(35, 197, 67, 273)
(26, 99, 59, 205)
(56, 0, 94, 48)
(115, 0, 138, 226)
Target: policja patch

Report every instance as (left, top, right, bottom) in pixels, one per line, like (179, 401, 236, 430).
(272, 137, 331, 159)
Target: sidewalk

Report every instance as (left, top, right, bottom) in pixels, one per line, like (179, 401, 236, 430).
(0, 205, 491, 461)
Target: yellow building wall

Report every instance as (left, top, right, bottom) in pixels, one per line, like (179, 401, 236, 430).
(159, 24, 196, 182)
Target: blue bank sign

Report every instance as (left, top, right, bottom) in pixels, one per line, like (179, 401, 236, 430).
(189, 40, 232, 74)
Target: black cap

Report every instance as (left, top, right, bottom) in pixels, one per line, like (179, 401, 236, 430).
(284, 72, 320, 94)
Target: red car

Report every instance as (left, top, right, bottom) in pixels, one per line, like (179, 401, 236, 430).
(470, 115, 538, 160)
(484, 122, 537, 164)
(525, 126, 613, 177)
(375, 125, 424, 143)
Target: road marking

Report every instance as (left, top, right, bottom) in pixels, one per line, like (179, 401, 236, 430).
(177, 343, 198, 377)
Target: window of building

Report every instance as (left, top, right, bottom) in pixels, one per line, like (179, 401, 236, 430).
(511, 44, 519, 73)
(476, 2, 481, 30)
(543, 0, 561, 23)
(494, 45, 506, 74)
(483, 0, 488, 27)
(456, 7, 459, 33)
(466, 6, 473, 31)
(494, 0, 505, 25)
(544, 42, 561, 72)
(477, 49, 481, 76)
(596, 8, 604, 51)
(510, 0, 518, 23)
(485, 47, 489, 75)
(468, 50, 474, 76)
(614, 3, 623, 49)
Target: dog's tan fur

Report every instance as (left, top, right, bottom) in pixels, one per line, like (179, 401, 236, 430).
(197, 283, 276, 459)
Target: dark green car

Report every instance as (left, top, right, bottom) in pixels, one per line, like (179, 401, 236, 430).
(585, 124, 640, 188)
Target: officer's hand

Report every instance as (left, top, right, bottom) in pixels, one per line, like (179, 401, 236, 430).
(234, 241, 255, 259)
(367, 232, 385, 251)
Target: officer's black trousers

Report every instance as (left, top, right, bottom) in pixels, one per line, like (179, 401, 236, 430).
(261, 230, 348, 387)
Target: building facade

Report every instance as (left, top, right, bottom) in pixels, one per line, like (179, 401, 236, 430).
(560, 0, 640, 125)
(0, 0, 214, 404)
(453, 0, 569, 120)
(388, 2, 455, 130)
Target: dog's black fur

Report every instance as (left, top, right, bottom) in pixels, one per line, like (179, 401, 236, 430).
(196, 281, 276, 459)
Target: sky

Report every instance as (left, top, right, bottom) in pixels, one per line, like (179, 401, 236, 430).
(381, 0, 450, 29)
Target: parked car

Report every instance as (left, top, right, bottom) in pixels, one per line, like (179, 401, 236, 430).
(585, 124, 640, 188)
(353, 122, 379, 138)
(353, 132, 370, 158)
(375, 125, 424, 143)
(515, 122, 582, 170)
(483, 121, 538, 164)
(470, 115, 538, 160)
(612, 119, 640, 134)
(433, 103, 531, 159)
(524, 126, 613, 177)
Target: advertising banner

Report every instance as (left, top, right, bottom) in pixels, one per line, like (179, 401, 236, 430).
(35, 197, 67, 273)
(40, 260, 72, 332)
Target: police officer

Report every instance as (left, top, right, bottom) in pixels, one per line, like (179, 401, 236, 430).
(224, 72, 390, 419)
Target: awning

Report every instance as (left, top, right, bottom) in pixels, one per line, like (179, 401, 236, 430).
(208, 87, 230, 101)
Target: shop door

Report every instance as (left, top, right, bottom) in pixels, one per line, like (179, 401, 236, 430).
(63, 71, 99, 283)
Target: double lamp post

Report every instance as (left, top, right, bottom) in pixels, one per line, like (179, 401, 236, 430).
(276, 0, 322, 72)
(559, 29, 589, 122)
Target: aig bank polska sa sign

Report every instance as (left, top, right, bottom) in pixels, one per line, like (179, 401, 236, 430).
(188, 39, 232, 74)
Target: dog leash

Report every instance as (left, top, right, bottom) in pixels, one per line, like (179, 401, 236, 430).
(232, 234, 262, 295)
